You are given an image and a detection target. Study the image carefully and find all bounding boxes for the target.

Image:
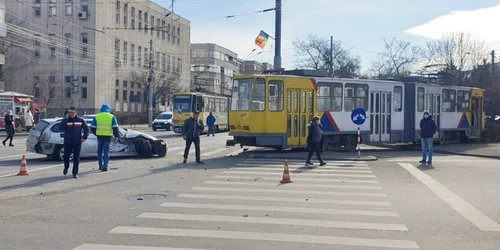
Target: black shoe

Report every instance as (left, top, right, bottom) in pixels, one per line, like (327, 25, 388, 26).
(2, 141, 5, 146)
(101, 168, 108, 172)
(419, 160, 426, 164)
(320, 162, 327, 166)
(9, 144, 13, 147)
(63, 167, 68, 175)
(427, 161, 432, 165)
(72, 174, 78, 178)
(306, 162, 313, 166)
(183, 159, 187, 164)
(196, 161, 204, 164)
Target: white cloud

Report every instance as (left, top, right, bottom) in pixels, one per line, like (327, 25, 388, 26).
(405, 5, 500, 43)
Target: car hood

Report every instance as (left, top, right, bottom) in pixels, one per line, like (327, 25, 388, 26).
(124, 129, 157, 140)
(154, 119, 172, 123)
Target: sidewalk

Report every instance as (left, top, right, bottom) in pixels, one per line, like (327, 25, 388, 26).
(435, 143, 500, 160)
(237, 148, 377, 161)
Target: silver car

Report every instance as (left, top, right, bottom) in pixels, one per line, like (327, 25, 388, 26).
(26, 118, 167, 161)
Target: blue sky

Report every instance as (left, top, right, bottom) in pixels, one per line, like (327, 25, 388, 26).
(166, 0, 500, 73)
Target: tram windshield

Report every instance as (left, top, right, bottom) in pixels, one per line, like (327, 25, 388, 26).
(173, 95, 192, 113)
(231, 78, 254, 111)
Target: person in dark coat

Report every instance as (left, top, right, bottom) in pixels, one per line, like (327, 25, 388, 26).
(206, 112, 216, 136)
(306, 116, 326, 166)
(34, 109, 40, 124)
(419, 110, 437, 164)
(59, 107, 89, 178)
(182, 111, 204, 164)
(2, 110, 15, 147)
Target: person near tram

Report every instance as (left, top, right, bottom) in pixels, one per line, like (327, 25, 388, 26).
(206, 112, 216, 136)
(306, 116, 326, 166)
(419, 110, 437, 165)
(2, 110, 15, 147)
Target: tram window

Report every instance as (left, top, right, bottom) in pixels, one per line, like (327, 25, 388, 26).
(457, 90, 470, 112)
(230, 78, 253, 111)
(215, 99, 221, 112)
(332, 84, 342, 111)
(417, 87, 425, 112)
(393, 86, 403, 112)
(442, 89, 456, 112)
(301, 91, 306, 113)
(251, 78, 266, 111)
(308, 91, 313, 112)
(268, 80, 284, 111)
(317, 85, 330, 111)
(287, 90, 291, 112)
(294, 91, 298, 112)
(344, 84, 368, 111)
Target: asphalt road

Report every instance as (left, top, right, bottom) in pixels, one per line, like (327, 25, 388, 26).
(1, 133, 500, 250)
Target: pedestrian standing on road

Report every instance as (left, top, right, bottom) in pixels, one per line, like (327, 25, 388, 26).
(24, 110, 34, 132)
(206, 112, 216, 136)
(59, 107, 89, 178)
(182, 111, 204, 164)
(34, 109, 40, 125)
(420, 110, 437, 165)
(306, 116, 326, 166)
(2, 110, 15, 147)
(90, 104, 119, 172)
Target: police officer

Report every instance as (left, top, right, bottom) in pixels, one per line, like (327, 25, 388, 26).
(90, 104, 119, 172)
(182, 111, 204, 164)
(59, 107, 89, 178)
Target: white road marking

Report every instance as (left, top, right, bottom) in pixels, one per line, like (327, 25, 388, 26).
(398, 163, 500, 232)
(0, 153, 37, 160)
(214, 175, 379, 184)
(72, 244, 212, 250)
(201, 148, 228, 157)
(224, 148, 245, 157)
(175, 148, 206, 156)
(159, 202, 399, 217)
(177, 194, 392, 206)
(236, 163, 370, 168)
(191, 186, 387, 197)
(243, 159, 367, 164)
(108, 227, 419, 249)
(221, 170, 376, 178)
(168, 146, 184, 152)
(203, 180, 383, 190)
(233, 167, 373, 173)
(0, 163, 64, 178)
(138, 212, 407, 231)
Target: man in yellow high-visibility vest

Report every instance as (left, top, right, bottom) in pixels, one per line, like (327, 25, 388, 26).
(90, 104, 119, 172)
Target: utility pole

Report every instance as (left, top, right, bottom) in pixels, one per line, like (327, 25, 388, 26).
(330, 36, 333, 77)
(148, 39, 154, 127)
(273, 0, 282, 70)
(491, 50, 495, 77)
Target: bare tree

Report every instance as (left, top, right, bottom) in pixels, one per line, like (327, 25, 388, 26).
(130, 69, 183, 110)
(293, 35, 361, 78)
(423, 32, 488, 85)
(369, 38, 423, 79)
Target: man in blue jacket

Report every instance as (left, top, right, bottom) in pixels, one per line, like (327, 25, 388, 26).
(90, 104, 119, 172)
(59, 107, 89, 178)
(182, 111, 204, 164)
(420, 110, 437, 165)
(206, 112, 216, 136)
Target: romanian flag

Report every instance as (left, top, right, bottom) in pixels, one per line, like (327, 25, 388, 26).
(255, 30, 269, 49)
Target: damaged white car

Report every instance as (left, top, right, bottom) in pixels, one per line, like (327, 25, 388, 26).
(26, 118, 167, 161)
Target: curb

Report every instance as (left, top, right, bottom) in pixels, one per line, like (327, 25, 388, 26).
(434, 150, 500, 160)
(235, 153, 377, 161)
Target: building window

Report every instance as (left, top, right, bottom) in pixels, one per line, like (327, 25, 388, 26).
(115, 89, 119, 100)
(123, 42, 127, 64)
(81, 76, 87, 84)
(123, 90, 128, 101)
(156, 52, 160, 69)
(172, 26, 176, 44)
(144, 48, 148, 67)
(137, 92, 141, 103)
(50, 47, 56, 58)
(131, 82, 134, 88)
(167, 55, 170, 72)
(457, 90, 470, 112)
(123, 3, 128, 26)
(115, 79, 119, 86)
(49, 6, 56, 16)
(82, 47, 87, 57)
(34, 49, 40, 57)
(161, 20, 165, 40)
(81, 4, 88, 12)
(344, 83, 368, 111)
(144, 12, 148, 33)
(65, 5, 72, 15)
(167, 24, 170, 42)
(177, 58, 181, 73)
(34, 7, 41, 17)
(162, 53, 166, 72)
(150, 16, 154, 35)
(81, 87, 87, 98)
(81, 33, 88, 43)
(130, 44, 135, 66)
(138, 46, 142, 67)
(138, 10, 142, 30)
(65, 76, 71, 84)
(442, 89, 456, 112)
(35, 0, 41, 4)
(124, 16, 128, 27)
(65, 88, 71, 98)
(157, 18, 160, 37)
(49, 0, 56, 3)
(177, 27, 180, 45)
(115, 1, 120, 24)
(123, 80, 127, 88)
(393, 86, 403, 112)
(64, 33, 72, 56)
(115, 39, 120, 62)
(268, 80, 284, 111)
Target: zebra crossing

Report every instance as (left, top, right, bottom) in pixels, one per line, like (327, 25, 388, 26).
(72, 159, 420, 250)
(166, 145, 247, 157)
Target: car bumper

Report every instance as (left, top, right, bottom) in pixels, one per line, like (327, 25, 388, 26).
(152, 123, 171, 129)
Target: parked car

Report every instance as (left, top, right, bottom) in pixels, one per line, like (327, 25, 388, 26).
(82, 114, 96, 124)
(152, 112, 173, 131)
(26, 118, 167, 161)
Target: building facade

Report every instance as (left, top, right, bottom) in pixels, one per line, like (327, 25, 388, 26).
(0, 0, 6, 92)
(240, 60, 273, 75)
(3, 0, 190, 117)
(191, 43, 242, 96)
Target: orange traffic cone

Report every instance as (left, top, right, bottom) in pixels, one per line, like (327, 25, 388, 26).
(17, 155, 30, 176)
(280, 159, 292, 184)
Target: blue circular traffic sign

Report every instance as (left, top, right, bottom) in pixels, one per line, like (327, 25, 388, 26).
(351, 108, 366, 126)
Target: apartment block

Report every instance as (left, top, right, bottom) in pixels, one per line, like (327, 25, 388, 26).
(3, 0, 190, 116)
(191, 43, 242, 96)
(240, 60, 273, 75)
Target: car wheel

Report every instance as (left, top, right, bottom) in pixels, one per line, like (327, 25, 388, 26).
(137, 140, 153, 158)
(152, 127, 157, 131)
(166, 124, 171, 131)
(154, 140, 167, 157)
(55, 145, 74, 161)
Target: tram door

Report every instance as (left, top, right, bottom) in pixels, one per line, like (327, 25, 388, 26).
(287, 89, 310, 146)
(425, 94, 440, 139)
(471, 97, 482, 137)
(369, 92, 392, 142)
